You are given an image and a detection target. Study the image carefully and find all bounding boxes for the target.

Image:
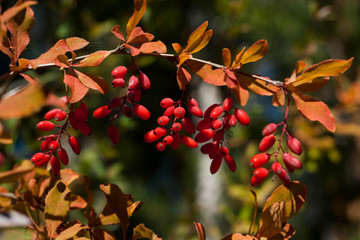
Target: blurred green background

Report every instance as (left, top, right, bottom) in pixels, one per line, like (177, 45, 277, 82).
(1, 0, 360, 239)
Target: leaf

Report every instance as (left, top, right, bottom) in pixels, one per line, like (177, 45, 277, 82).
(55, 222, 88, 240)
(236, 72, 279, 96)
(64, 69, 88, 103)
(69, 194, 87, 210)
(132, 223, 162, 240)
(74, 69, 108, 94)
(258, 201, 286, 238)
(0, 160, 34, 184)
(140, 40, 167, 54)
(188, 30, 213, 54)
(186, 60, 226, 86)
(240, 40, 268, 65)
(83, 176, 97, 225)
(0, 122, 13, 144)
(176, 66, 191, 90)
(127, 27, 154, 45)
(225, 68, 239, 89)
(267, 223, 295, 240)
(221, 233, 255, 240)
(183, 21, 209, 53)
(222, 48, 231, 67)
(194, 222, 206, 240)
(95, 201, 142, 226)
(10, 58, 31, 71)
(272, 88, 285, 107)
(291, 90, 335, 132)
(124, 43, 141, 56)
(45, 181, 71, 239)
(172, 43, 182, 54)
(100, 184, 133, 240)
(0, 1, 37, 23)
(60, 168, 79, 186)
(93, 229, 117, 240)
(53, 54, 70, 68)
(232, 47, 246, 68)
(293, 58, 353, 87)
(295, 61, 307, 75)
(73, 50, 111, 67)
(20, 73, 39, 84)
(0, 34, 12, 59)
(111, 25, 125, 41)
(294, 77, 329, 93)
(126, 0, 147, 38)
(0, 83, 45, 119)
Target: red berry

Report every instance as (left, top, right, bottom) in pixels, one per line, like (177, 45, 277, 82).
(222, 97, 233, 112)
(44, 109, 61, 120)
(197, 118, 212, 131)
(112, 78, 126, 88)
(271, 162, 283, 174)
(278, 168, 291, 186)
(48, 141, 59, 151)
(108, 97, 123, 109)
(181, 117, 195, 134)
(157, 116, 170, 126)
(40, 136, 55, 151)
(138, 72, 151, 90)
(195, 129, 214, 143)
(200, 142, 218, 154)
(163, 106, 175, 117)
(218, 146, 229, 157)
(68, 113, 79, 130)
(213, 130, 225, 142)
(73, 108, 87, 122)
(160, 98, 174, 108)
(174, 107, 186, 118)
(31, 152, 45, 163)
(227, 114, 237, 127)
(154, 127, 168, 137)
(259, 134, 276, 152)
(68, 136, 81, 155)
(50, 156, 60, 176)
(189, 105, 203, 118)
(282, 153, 302, 172)
(262, 123, 277, 136)
(171, 122, 182, 132)
(55, 110, 67, 121)
(224, 154, 236, 172)
(286, 135, 302, 155)
(36, 121, 55, 131)
(107, 125, 119, 144)
(93, 106, 112, 119)
(60, 96, 69, 105)
(204, 104, 219, 119)
(133, 104, 150, 120)
(250, 153, 270, 168)
(122, 105, 134, 118)
(163, 135, 174, 145)
(234, 108, 250, 126)
(126, 90, 136, 102)
(210, 155, 222, 174)
(211, 119, 223, 130)
(33, 153, 51, 166)
(79, 102, 89, 117)
(144, 130, 161, 143)
(156, 142, 166, 151)
(210, 106, 224, 119)
(180, 135, 198, 148)
(189, 98, 199, 106)
(58, 148, 69, 165)
(111, 66, 127, 79)
(251, 168, 269, 186)
(171, 132, 180, 149)
(128, 75, 140, 89)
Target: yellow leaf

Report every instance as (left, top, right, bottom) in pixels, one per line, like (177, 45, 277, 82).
(222, 48, 231, 67)
(126, 0, 147, 38)
(240, 39, 268, 65)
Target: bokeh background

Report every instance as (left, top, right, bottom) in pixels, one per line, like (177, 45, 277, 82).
(1, 0, 360, 239)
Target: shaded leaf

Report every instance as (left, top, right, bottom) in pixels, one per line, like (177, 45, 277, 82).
(0, 83, 45, 119)
(111, 25, 125, 41)
(178, 52, 192, 67)
(225, 68, 238, 89)
(268, 223, 295, 240)
(0, 34, 12, 58)
(126, 0, 146, 37)
(295, 61, 307, 76)
(53, 54, 70, 68)
(83, 176, 97, 225)
(183, 21, 208, 53)
(177, 66, 191, 90)
(140, 40, 167, 54)
(74, 69, 108, 94)
(0, 160, 34, 184)
(194, 222, 206, 240)
(132, 223, 162, 240)
(19, 73, 39, 84)
(172, 43, 182, 54)
(0, 122, 13, 144)
(221, 233, 255, 240)
(186, 60, 226, 86)
(55, 222, 88, 240)
(9, 58, 30, 71)
(96, 201, 142, 226)
(0, 186, 12, 207)
(291, 90, 335, 132)
(293, 77, 329, 93)
(1, 1, 37, 23)
(59, 168, 79, 186)
(236, 72, 279, 96)
(222, 48, 231, 68)
(272, 88, 285, 107)
(93, 229, 118, 240)
(73, 50, 111, 67)
(232, 47, 245, 68)
(70, 194, 87, 210)
(127, 27, 154, 45)
(258, 201, 286, 238)
(240, 39, 268, 65)
(64, 69, 88, 103)
(45, 181, 71, 239)
(233, 82, 249, 106)
(125, 43, 141, 56)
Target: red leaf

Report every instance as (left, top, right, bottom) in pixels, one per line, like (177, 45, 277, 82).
(1, 1, 37, 23)
(74, 69, 108, 94)
(53, 55, 70, 68)
(291, 89, 335, 132)
(194, 222, 206, 240)
(177, 67, 191, 90)
(140, 40, 167, 54)
(126, 0, 147, 37)
(221, 233, 255, 240)
(127, 27, 154, 45)
(186, 60, 226, 86)
(64, 70, 88, 103)
(224, 68, 238, 89)
(111, 25, 125, 41)
(73, 50, 111, 67)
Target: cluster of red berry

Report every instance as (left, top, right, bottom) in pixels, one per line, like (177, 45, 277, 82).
(31, 101, 83, 175)
(93, 65, 151, 144)
(250, 122, 303, 186)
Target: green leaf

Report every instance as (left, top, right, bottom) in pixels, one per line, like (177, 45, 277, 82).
(45, 181, 71, 239)
(73, 50, 111, 68)
(0, 160, 34, 184)
(64, 69, 88, 103)
(132, 223, 162, 240)
(126, 0, 147, 38)
(74, 69, 108, 94)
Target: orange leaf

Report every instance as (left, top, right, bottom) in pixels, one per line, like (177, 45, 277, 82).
(126, 0, 146, 38)
(186, 60, 226, 86)
(188, 30, 213, 54)
(125, 43, 141, 56)
(221, 233, 255, 240)
(126, 26, 154, 45)
(0, 160, 34, 184)
(236, 72, 278, 96)
(267, 223, 295, 240)
(19, 73, 39, 85)
(177, 66, 191, 90)
(272, 88, 285, 107)
(73, 50, 111, 67)
(240, 39, 268, 64)
(95, 201, 142, 226)
(74, 69, 108, 94)
(295, 61, 307, 75)
(1, 1, 37, 23)
(69, 194, 87, 210)
(140, 40, 167, 54)
(53, 54, 70, 68)
(132, 223, 162, 240)
(225, 68, 238, 89)
(291, 90, 335, 132)
(64, 70, 88, 103)
(10, 58, 30, 71)
(179, 52, 192, 67)
(294, 58, 353, 87)
(232, 47, 245, 68)
(0, 83, 45, 119)
(222, 48, 231, 67)
(65, 37, 89, 51)
(55, 222, 89, 240)
(294, 77, 329, 93)
(183, 21, 209, 53)
(172, 43, 182, 54)
(233, 83, 249, 106)
(60, 168, 80, 186)
(258, 201, 286, 238)
(194, 222, 206, 240)
(111, 25, 125, 41)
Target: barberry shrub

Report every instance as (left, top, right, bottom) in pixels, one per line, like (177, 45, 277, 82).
(0, 0, 354, 239)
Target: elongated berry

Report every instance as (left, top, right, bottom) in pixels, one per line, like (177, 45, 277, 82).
(48, 141, 59, 151)
(189, 98, 199, 106)
(213, 130, 224, 142)
(133, 104, 150, 120)
(204, 104, 218, 119)
(40, 136, 55, 151)
(222, 97, 233, 112)
(144, 130, 161, 143)
(218, 146, 230, 157)
(31, 152, 45, 163)
(156, 142, 166, 151)
(224, 155, 236, 172)
(271, 162, 283, 174)
(58, 148, 69, 165)
(171, 132, 180, 149)
(226, 114, 237, 127)
(50, 156, 60, 176)
(250, 153, 270, 168)
(210, 106, 224, 119)
(93, 106, 112, 119)
(259, 134, 276, 152)
(195, 129, 214, 143)
(126, 90, 136, 102)
(157, 116, 170, 126)
(55, 110, 67, 121)
(211, 119, 223, 130)
(68, 114, 79, 130)
(163, 135, 173, 145)
(163, 106, 175, 117)
(128, 75, 140, 89)
(286, 135, 302, 155)
(68, 136, 81, 155)
(107, 125, 119, 144)
(282, 153, 302, 172)
(36, 121, 55, 131)
(197, 118, 212, 131)
(109, 97, 123, 109)
(234, 109, 250, 126)
(138, 72, 151, 90)
(180, 135, 198, 148)
(174, 107, 186, 118)
(210, 155, 222, 174)
(112, 78, 125, 88)
(171, 122, 182, 132)
(189, 105, 203, 118)
(200, 142, 218, 154)
(44, 109, 61, 120)
(79, 102, 89, 117)
(160, 98, 174, 108)
(34, 153, 51, 166)
(154, 127, 168, 137)
(111, 66, 127, 79)
(278, 168, 291, 186)
(251, 168, 269, 186)
(262, 123, 277, 136)
(122, 105, 133, 118)
(181, 117, 195, 134)
(74, 108, 87, 122)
